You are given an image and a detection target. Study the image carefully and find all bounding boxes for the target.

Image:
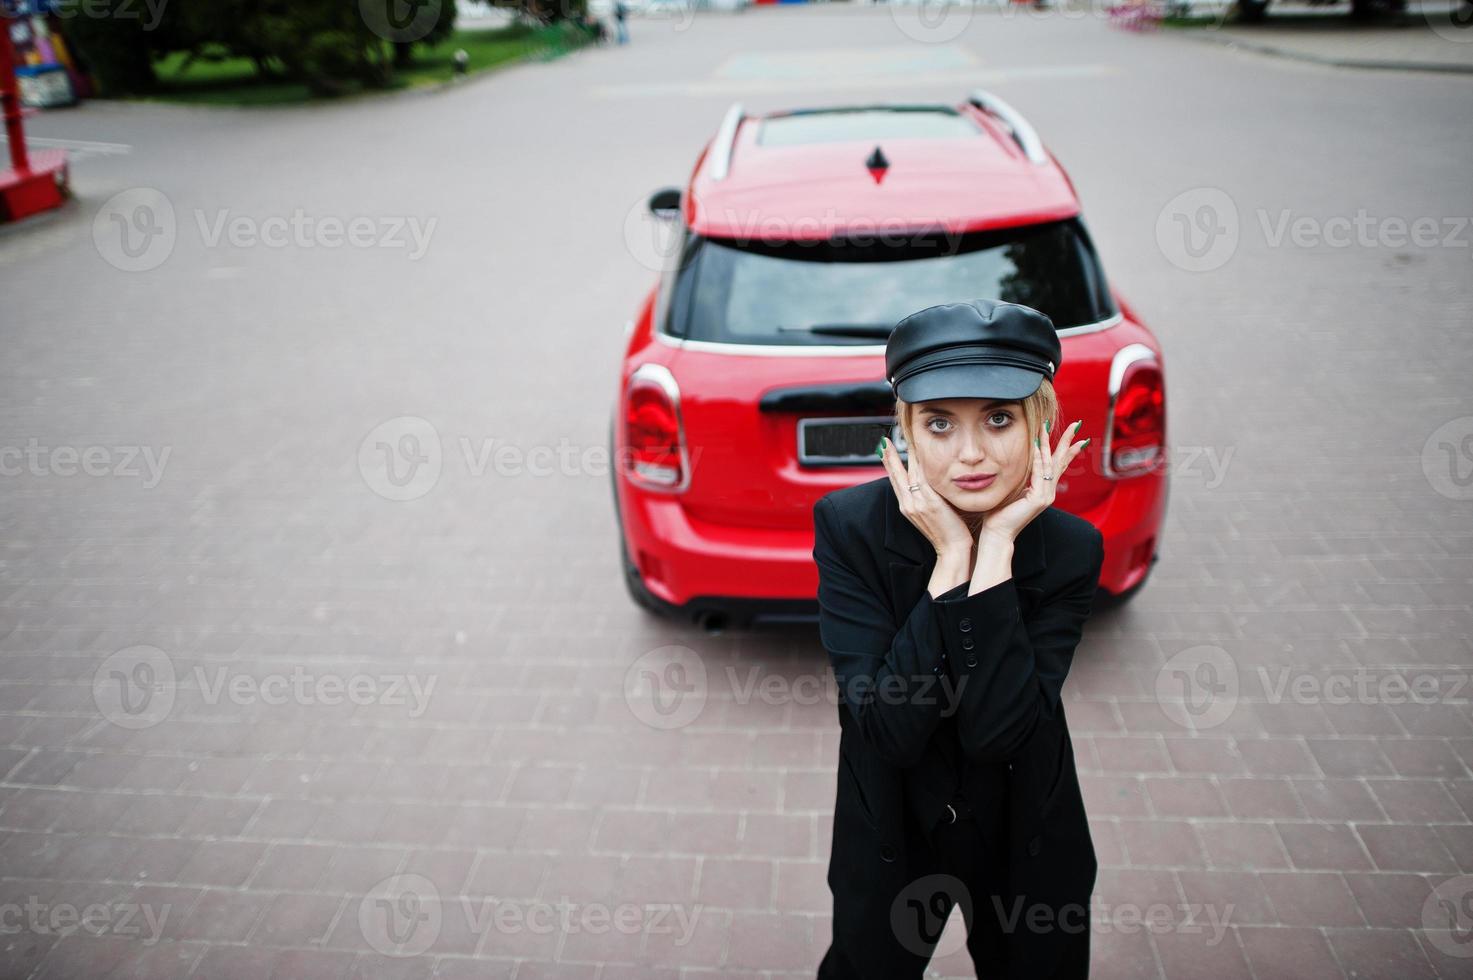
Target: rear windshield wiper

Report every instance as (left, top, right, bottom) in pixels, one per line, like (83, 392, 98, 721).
(775, 322, 894, 338)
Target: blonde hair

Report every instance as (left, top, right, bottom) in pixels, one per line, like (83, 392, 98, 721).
(894, 378, 1060, 529)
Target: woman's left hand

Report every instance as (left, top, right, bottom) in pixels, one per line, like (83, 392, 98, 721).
(977, 420, 1088, 546)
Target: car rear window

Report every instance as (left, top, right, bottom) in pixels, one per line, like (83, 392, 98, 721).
(663, 219, 1116, 346)
(757, 108, 980, 146)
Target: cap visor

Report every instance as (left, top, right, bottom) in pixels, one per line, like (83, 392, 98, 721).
(894, 363, 1043, 403)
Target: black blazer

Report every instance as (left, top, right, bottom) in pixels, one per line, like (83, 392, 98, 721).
(812, 475, 1105, 980)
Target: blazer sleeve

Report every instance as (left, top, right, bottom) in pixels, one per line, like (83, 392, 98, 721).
(932, 523, 1105, 763)
(812, 494, 950, 769)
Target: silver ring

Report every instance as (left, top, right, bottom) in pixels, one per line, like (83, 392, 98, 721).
(1042, 474, 1054, 481)
(907, 483, 920, 491)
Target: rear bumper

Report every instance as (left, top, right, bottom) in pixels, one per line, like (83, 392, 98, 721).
(615, 470, 1166, 623)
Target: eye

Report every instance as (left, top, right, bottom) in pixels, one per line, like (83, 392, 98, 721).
(926, 417, 952, 434)
(987, 411, 1013, 428)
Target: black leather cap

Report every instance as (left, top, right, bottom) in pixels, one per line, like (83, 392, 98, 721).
(885, 299, 1061, 402)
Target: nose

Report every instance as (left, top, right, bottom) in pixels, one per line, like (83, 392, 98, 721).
(957, 427, 987, 464)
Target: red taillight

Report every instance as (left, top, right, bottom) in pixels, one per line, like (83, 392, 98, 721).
(623, 365, 689, 491)
(1106, 351, 1165, 478)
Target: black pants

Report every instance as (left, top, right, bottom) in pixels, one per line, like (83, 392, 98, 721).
(817, 814, 1090, 980)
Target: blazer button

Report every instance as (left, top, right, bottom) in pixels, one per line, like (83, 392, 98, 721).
(959, 618, 972, 633)
(1027, 835, 1042, 857)
(880, 844, 897, 863)
(965, 655, 978, 668)
(961, 637, 974, 651)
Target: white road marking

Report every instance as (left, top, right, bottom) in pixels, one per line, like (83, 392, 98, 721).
(0, 135, 133, 162)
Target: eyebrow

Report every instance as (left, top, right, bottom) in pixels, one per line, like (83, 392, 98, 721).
(918, 401, 1014, 416)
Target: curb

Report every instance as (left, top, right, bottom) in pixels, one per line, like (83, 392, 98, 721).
(1167, 23, 1473, 74)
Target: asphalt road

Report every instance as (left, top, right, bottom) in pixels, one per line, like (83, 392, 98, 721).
(1, 6, 1471, 978)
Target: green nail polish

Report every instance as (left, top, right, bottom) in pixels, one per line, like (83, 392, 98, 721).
(1081, 438, 1090, 448)
(1035, 435, 1040, 448)
(1044, 418, 1050, 433)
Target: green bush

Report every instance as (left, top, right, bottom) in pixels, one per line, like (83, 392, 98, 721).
(57, 0, 462, 97)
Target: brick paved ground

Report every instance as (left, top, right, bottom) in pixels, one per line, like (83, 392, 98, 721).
(1, 6, 1470, 978)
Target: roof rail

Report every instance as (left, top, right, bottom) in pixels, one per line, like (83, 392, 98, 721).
(966, 89, 1047, 165)
(708, 103, 744, 181)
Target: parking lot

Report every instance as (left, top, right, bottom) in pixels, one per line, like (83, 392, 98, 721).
(2, 4, 1471, 977)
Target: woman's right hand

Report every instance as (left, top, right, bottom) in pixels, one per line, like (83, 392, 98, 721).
(879, 436, 975, 559)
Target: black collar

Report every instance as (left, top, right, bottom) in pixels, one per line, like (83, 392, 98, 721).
(882, 482, 1047, 582)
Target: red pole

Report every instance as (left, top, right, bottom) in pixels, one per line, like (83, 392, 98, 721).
(1, 15, 31, 174)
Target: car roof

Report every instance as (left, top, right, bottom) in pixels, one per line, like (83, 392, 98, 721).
(683, 97, 1081, 240)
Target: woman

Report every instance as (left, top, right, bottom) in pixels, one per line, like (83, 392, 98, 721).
(813, 298, 1105, 980)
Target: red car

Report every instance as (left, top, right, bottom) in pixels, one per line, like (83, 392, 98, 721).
(610, 90, 1167, 630)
